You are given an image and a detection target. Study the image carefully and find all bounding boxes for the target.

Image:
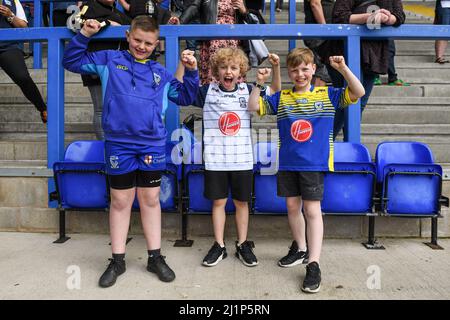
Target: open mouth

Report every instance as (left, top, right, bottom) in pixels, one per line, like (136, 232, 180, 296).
(223, 76, 234, 87)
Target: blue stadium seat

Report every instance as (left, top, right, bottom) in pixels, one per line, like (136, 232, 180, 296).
(322, 142, 376, 214)
(375, 141, 443, 216)
(52, 140, 108, 243)
(53, 140, 108, 210)
(184, 164, 236, 213)
(253, 141, 287, 214)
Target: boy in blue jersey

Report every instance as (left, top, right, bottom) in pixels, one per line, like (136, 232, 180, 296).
(63, 16, 199, 287)
(248, 48, 364, 293)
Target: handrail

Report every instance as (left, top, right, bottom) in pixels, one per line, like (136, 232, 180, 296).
(1, 23, 450, 206)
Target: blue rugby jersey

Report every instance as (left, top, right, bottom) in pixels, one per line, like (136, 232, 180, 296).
(258, 86, 357, 172)
(63, 32, 199, 146)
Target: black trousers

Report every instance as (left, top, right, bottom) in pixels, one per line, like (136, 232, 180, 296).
(0, 48, 47, 112)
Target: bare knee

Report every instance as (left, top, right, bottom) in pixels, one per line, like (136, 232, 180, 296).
(286, 197, 301, 214)
(302, 201, 322, 220)
(213, 198, 227, 208)
(233, 200, 248, 210)
(138, 189, 160, 208)
(111, 192, 134, 212)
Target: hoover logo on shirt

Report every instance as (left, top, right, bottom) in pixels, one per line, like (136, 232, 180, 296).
(291, 119, 313, 142)
(218, 112, 241, 136)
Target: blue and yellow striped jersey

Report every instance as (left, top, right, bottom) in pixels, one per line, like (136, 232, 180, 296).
(259, 86, 357, 172)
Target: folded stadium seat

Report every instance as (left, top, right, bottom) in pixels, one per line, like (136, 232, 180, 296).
(375, 141, 449, 249)
(52, 140, 108, 243)
(253, 141, 287, 214)
(322, 142, 376, 215)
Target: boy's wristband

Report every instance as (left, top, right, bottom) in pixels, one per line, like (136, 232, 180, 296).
(253, 82, 265, 90)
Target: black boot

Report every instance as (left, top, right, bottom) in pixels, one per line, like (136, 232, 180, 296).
(98, 259, 126, 288)
(147, 255, 175, 282)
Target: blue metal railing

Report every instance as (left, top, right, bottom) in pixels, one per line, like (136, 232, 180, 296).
(1, 24, 450, 204)
(28, 0, 299, 69)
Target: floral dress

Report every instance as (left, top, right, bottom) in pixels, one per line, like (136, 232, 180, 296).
(199, 0, 246, 85)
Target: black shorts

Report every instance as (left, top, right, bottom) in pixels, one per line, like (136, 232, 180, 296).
(204, 170, 253, 202)
(277, 171, 324, 201)
(108, 170, 162, 190)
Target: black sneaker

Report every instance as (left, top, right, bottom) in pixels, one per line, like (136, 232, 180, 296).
(235, 240, 258, 267)
(278, 240, 308, 267)
(202, 242, 227, 267)
(98, 258, 126, 288)
(147, 255, 176, 282)
(302, 262, 321, 293)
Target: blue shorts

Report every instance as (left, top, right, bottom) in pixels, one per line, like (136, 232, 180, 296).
(105, 141, 166, 175)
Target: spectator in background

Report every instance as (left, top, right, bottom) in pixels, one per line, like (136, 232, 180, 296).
(303, 0, 334, 86)
(434, 0, 450, 64)
(245, 0, 264, 12)
(0, 0, 47, 123)
(172, 0, 199, 52)
(53, 1, 76, 26)
(77, 0, 131, 140)
(179, 0, 250, 85)
(329, 0, 405, 140)
(373, 39, 410, 86)
(118, 0, 179, 56)
(276, 0, 283, 12)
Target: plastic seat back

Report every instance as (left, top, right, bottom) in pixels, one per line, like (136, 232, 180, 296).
(376, 142, 442, 215)
(53, 141, 108, 209)
(322, 142, 375, 214)
(375, 141, 434, 183)
(254, 142, 287, 214)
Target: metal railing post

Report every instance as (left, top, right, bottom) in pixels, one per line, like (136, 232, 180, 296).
(33, 0, 43, 69)
(345, 35, 361, 143)
(47, 37, 65, 206)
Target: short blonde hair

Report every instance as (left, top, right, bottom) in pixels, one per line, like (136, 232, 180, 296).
(286, 47, 315, 69)
(210, 48, 249, 78)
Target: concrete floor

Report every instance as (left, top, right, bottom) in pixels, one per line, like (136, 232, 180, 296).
(0, 232, 449, 300)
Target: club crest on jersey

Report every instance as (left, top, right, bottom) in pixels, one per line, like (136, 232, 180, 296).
(314, 101, 324, 111)
(154, 73, 161, 86)
(291, 119, 313, 142)
(109, 156, 119, 169)
(239, 97, 247, 108)
(218, 112, 241, 136)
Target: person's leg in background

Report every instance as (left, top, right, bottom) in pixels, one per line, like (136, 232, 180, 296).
(332, 70, 375, 141)
(387, 40, 409, 86)
(87, 84, 105, 140)
(434, 2, 450, 64)
(276, 0, 283, 12)
(52, 9, 71, 27)
(0, 49, 47, 123)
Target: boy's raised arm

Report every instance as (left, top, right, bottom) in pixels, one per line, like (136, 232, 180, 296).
(329, 56, 365, 102)
(248, 68, 272, 112)
(168, 50, 199, 106)
(63, 19, 108, 74)
(268, 53, 281, 94)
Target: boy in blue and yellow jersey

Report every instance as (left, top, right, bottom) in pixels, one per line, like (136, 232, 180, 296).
(248, 48, 364, 293)
(63, 16, 199, 288)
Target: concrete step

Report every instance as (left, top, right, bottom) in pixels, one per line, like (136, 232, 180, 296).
(0, 105, 93, 123)
(0, 122, 92, 133)
(0, 134, 95, 161)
